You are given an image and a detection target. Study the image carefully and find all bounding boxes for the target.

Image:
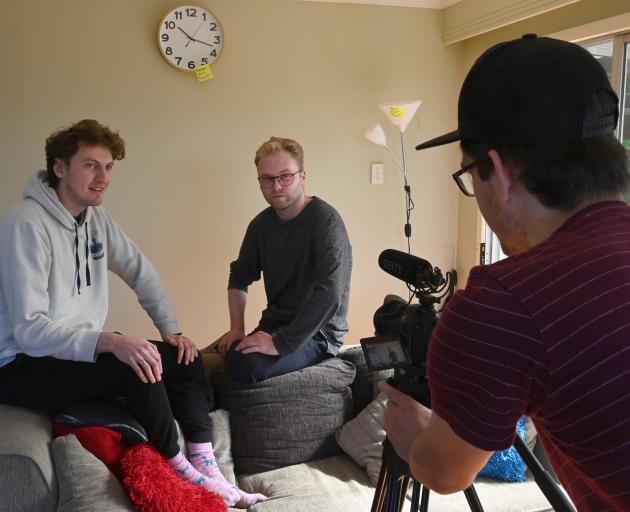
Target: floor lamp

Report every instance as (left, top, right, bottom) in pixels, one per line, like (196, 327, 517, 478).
(365, 100, 421, 254)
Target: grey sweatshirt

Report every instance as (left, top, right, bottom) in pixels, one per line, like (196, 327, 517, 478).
(229, 197, 352, 355)
(0, 171, 179, 367)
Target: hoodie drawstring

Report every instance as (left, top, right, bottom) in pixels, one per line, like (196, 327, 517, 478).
(74, 223, 91, 294)
(85, 223, 91, 287)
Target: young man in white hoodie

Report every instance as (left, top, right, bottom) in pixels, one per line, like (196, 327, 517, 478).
(0, 119, 265, 508)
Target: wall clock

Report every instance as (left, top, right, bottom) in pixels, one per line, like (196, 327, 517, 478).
(157, 5, 224, 72)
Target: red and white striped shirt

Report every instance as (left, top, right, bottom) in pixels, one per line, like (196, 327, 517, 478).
(429, 201, 630, 511)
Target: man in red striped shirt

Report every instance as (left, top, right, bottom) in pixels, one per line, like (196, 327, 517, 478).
(379, 34, 630, 511)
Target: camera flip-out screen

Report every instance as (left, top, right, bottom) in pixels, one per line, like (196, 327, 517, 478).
(360, 336, 411, 372)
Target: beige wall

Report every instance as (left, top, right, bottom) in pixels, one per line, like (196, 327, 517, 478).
(0, 0, 463, 346)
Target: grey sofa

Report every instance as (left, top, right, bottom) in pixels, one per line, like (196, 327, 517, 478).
(0, 346, 559, 512)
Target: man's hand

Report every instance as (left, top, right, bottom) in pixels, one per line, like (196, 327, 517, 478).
(96, 332, 163, 384)
(378, 380, 431, 463)
(217, 330, 245, 358)
(235, 331, 280, 356)
(163, 333, 198, 365)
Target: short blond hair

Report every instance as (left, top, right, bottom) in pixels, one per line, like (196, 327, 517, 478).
(254, 137, 304, 169)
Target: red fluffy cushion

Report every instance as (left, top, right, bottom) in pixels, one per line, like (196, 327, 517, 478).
(121, 444, 227, 512)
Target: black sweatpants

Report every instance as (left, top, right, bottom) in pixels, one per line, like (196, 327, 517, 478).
(0, 341, 210, 458)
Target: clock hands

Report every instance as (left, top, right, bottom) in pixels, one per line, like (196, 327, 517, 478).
(177, 24, 214, 48)
(193, 39, 214, 48)
(177, 26, 195, 45)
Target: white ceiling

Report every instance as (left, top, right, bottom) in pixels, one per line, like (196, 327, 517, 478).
(302, 0, 462, 8)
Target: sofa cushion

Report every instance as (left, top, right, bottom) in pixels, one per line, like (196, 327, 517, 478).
(237, 454, 375, 512)
(212, 357, 356, 474)
(0, 404, 57, 512)
(238, 453, 553, 512)
(52, 434, 134, 512)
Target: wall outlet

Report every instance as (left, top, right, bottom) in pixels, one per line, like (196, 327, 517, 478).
(370, 162, 384, 184)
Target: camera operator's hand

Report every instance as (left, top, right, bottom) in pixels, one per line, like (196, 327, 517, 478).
(378, 380, 431, 463)
(235, 331, 280, 356)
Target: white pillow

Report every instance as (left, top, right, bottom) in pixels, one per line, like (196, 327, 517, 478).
(335, 393, 387, 485)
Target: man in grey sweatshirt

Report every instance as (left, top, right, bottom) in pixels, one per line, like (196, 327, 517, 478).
(217, 136, 352, 383)
(0, 119, 265, 507)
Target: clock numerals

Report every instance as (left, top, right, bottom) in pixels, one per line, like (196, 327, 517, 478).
(158, 5, 224, 72)
(174, 8, 197, 20)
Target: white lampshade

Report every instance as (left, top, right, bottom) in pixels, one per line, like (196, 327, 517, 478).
(378, 100, 422, 133)
(364, 123, 387, 146)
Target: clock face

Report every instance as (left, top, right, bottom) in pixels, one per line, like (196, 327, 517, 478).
(158, 5, 224, 72)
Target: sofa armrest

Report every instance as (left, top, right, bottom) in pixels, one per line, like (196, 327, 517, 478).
(0, 404, 57, 512)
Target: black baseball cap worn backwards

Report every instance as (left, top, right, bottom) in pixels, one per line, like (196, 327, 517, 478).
(415, 34, 619, 151)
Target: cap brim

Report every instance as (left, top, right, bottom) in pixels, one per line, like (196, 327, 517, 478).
(415, 130, 460, 151)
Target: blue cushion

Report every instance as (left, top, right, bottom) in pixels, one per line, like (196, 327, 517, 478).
(479, 416, 527, 482)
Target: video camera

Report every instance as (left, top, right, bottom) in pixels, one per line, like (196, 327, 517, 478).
(360, 249, 456, 404)
(362, 250, 575, 512)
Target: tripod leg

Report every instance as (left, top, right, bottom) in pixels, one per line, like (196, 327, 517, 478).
(409, 480, 421, 511)
(463, 485, 485, 512)
(513, 436, 575, 512)
(419, 485, 430, 512)
(371, 461, 389, 512)
(384, 472, 397, 512)
(397, 477, 411, 512)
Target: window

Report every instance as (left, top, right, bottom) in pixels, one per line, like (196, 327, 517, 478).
(582, 32, 630, 153)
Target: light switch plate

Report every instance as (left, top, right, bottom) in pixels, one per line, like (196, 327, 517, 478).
(371, 162, 384, 184)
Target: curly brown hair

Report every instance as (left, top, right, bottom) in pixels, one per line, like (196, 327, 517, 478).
(254, 136, 304, 169)
(44, 119, 126, 187)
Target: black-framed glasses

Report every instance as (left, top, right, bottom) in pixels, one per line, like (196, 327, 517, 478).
(452, 157, 487, 197)
(257, 170, 302, 189)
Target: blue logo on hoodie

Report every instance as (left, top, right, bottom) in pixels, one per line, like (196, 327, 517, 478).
(90, 230, 105, 260)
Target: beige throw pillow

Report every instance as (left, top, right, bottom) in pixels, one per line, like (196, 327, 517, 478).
(335, 393, 388, 486)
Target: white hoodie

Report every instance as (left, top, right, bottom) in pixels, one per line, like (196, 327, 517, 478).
(0, 171, 180, 367)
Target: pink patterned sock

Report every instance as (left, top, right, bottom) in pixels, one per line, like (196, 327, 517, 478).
(234, 490, 269, 508)
(188, 442, 267, 508)
(167, 452, 240, 506)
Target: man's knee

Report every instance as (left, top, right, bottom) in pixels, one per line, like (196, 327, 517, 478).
(226, 349, 266, 383)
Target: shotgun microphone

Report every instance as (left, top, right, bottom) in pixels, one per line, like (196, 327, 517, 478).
(378, 249, 444, 290)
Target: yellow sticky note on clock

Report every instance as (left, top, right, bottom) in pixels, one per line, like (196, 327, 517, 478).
(195, 64, 213, 82)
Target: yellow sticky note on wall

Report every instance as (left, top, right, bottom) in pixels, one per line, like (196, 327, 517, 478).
(195, 64, 213, 82)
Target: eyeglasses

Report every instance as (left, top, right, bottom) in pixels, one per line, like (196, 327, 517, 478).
(257, 170, 302, 189)
(452, 157, 488, 197)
